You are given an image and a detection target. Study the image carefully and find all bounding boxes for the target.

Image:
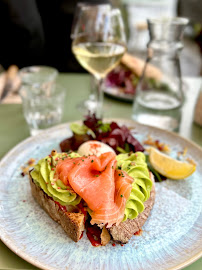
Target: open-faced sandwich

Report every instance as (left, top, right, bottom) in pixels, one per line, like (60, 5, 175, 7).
(28, 114, 198, 247)
(29, 114, 198, 246)
(29, 132, 155, 246)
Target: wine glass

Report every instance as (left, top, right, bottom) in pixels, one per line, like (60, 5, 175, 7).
(71, 3, 106, 115)
(71, 4, 126, 117)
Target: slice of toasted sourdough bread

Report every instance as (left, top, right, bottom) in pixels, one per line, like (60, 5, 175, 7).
(29, 173, 155, 244)
(29, 176, 85, 242)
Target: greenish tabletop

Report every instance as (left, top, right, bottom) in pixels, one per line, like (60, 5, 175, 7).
(0, 73, 201, 270)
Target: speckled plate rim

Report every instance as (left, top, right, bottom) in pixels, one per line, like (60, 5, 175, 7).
(0, 118, 202, 270)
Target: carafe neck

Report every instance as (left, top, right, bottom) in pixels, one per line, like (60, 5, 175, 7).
(147, 17, 188, 54)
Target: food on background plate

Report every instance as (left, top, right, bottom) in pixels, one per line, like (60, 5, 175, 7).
(105, 53, 170, 98)
(29, 149, 155, 245)
(121, 53, 162, 80)
(105, 64, 139, 96)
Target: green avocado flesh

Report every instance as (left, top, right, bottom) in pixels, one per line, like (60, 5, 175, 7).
(116, 152, 152, 221)
(31, 151, 152, 221)
(30, 152, 81, 206)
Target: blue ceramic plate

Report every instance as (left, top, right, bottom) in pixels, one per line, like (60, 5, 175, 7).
(0, 119, 202, 270)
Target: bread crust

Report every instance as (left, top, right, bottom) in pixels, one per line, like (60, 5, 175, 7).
(29, 175, 85, 242)
(109, 179, 155, 243)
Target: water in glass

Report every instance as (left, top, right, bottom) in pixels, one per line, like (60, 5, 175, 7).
(132, 17, 188, 131)
(20, 84, 65, 136)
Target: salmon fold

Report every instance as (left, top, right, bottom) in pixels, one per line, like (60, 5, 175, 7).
(55, 152, 134, 228)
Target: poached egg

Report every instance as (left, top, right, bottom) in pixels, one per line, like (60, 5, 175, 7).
(77, 140, 115, 156)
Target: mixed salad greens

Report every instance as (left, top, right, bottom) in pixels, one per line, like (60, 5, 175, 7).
(60, 114, 166, 182)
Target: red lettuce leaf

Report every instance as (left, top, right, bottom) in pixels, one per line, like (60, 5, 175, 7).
(60, 114, 144, 154)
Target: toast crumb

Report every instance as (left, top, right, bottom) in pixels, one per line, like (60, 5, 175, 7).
(101, 226, 111, 246)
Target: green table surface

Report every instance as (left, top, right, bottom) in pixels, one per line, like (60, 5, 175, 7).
(0, 73, 201, 270)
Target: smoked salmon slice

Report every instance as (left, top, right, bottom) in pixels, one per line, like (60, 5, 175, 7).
(56, 157, 81, 186)
(55, 152, 133, 227)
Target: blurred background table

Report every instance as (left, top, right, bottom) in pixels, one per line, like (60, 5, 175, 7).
(0, 73, 201, 270)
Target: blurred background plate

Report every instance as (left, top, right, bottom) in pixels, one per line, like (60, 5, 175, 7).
(104, 85, 134, 102)
(104, 81, 189, 103)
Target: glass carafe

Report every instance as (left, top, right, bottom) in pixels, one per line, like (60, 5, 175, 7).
(132, 17, 188, 131)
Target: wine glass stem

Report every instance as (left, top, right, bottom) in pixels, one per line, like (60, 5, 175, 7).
(95, 77, 104, 118)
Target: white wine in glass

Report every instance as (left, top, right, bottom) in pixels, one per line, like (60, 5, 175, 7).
(72, 4, 126, 117)
(72, 42, 126, 79)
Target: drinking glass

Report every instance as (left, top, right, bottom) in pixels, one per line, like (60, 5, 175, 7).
(19, 66, 58, 90)
(20, 84, 66, 136)
(71, 4, 126, 117)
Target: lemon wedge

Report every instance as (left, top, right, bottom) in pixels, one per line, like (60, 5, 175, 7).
(148, 147, 196, 180)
